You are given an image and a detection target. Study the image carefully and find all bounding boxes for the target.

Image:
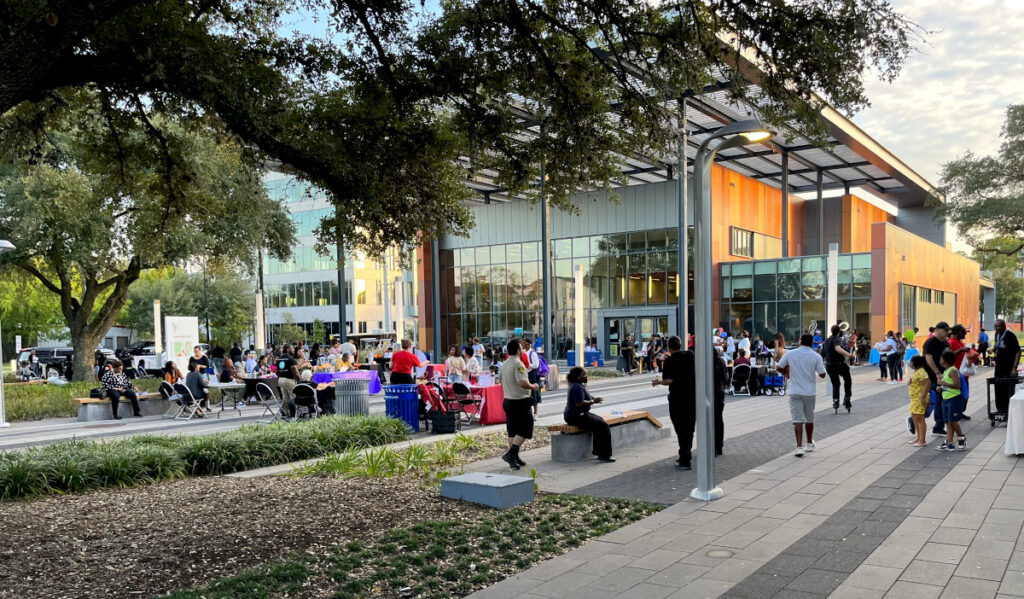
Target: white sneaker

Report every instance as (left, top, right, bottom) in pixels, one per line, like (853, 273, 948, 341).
(795, 447, 805, 458)
(804, 442, 815, 452)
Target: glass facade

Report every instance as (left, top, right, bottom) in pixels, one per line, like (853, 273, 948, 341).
(442, 227, 693, 357)
(719, 253, 873, 344)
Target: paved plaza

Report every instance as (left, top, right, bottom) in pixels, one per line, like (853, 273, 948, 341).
(465, 366, 1024, 599)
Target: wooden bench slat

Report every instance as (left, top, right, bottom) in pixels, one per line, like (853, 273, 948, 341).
(73, 392, 160, 404)
(547, 410, 662, 434)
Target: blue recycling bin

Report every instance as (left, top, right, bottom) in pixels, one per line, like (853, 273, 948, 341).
(567, 350, 604, 367)
(869, 348, 880, 365)
(384, 384, 420, 432)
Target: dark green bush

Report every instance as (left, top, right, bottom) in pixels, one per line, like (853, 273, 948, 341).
(0, 415, 408, 500)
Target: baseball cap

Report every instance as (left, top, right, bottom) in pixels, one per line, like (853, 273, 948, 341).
(934, 321, 950, 330)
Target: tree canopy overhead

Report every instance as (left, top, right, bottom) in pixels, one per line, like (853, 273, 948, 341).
(941, 104, 1024, 255)
(0, 0, 923, 257)
(0, 90, 293, 379)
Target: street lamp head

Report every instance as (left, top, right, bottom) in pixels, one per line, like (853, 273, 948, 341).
(740, 130, 772, 143)
(0, 240, 15, 255)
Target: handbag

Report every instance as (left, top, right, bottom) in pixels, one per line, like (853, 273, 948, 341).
(960, 364, 977, 377)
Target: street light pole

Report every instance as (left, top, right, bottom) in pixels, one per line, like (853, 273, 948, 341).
(691, 121, 773, 502)
(203, 260, 212, 344)
(0, 239, 16, 428)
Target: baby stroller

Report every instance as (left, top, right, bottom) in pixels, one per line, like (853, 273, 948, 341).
(762, 370, 787, 396)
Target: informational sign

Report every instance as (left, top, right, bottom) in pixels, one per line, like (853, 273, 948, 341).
(514, 327, 523, 337)
(164, 316, 199, 375)
(14, 335, 21, 353)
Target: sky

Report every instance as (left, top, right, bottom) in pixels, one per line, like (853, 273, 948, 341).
(851, 0, 1024, 185)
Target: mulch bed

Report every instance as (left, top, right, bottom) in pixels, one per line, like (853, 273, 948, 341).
(0, 476, 480, 599)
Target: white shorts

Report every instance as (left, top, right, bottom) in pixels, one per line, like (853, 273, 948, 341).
(789, 394, 816, 424)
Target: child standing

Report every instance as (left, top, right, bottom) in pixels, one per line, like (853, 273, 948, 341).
(937, 350, 966, 451)
(907, 355, 929, 447)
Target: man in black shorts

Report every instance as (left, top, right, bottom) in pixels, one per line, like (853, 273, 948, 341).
(498, 338, 540, 470)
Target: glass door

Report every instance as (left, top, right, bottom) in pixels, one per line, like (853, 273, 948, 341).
(607, 318, 621, 357)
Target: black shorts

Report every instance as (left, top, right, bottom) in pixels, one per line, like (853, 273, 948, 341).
(503, 398, 534, 439)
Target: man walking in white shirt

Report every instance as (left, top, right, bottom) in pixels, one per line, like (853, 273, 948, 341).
(776, 333, 827, 457)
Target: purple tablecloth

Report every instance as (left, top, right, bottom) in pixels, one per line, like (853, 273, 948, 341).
(311, 370, 382, 394)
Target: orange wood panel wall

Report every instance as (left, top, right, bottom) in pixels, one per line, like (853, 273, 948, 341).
(869, 222, 981, 342)
(842, 194, 893, 253)
(709, 164, 801, 320)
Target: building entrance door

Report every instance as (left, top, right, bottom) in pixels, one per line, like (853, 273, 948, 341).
(604, 315, 670, 358)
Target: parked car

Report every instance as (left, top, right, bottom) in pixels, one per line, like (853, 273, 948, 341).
(17, 347, 74, 378)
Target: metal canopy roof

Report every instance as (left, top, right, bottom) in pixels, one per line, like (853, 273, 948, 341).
(463, 67, 940, 210)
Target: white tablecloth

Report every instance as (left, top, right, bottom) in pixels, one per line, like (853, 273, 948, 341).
(1004, 388, 1024, 455)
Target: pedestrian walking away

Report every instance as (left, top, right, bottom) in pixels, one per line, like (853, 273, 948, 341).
(498, 338, 540, 470)
(564, 367, 614, 463)
(776, 333, 826, 457)
(823, 324, 854, 412)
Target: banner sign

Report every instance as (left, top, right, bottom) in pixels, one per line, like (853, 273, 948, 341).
(164, 316, 199, 376)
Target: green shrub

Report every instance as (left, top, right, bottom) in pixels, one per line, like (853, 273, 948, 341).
(0, 414, 408, 501)
(3, 379, 162, 421)
(585, 368, 624, 378)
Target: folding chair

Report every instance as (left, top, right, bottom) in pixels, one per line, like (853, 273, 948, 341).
(160, 380, 185, 419)
(256, 381, 286, 423)
(172, 383, 203, 421)
(450, 381, 482, 425)
(731, 364, 752, 397)
(292, 383, 320, 420)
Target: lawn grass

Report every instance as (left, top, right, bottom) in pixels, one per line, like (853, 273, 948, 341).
(0, 415, 409, 500)
(2, 379, 163, 421)
(163, 493, 661, 599)
(295, 429, 551, 480)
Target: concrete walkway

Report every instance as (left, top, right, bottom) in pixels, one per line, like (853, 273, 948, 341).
(466, 367, 1024, 599)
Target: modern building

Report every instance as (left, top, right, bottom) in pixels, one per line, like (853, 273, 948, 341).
(413, 89, 996, 359)
(262, 171, 418, 344)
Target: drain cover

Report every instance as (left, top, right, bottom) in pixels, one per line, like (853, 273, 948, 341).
(706, 549, 734, 558)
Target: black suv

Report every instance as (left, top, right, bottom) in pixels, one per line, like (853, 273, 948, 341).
(115, 340, 155, 362)
(17, 347, 74, 378)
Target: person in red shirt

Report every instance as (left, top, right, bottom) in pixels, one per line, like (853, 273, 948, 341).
(948, 324, 973, 418)
(389, 339, 424, 385)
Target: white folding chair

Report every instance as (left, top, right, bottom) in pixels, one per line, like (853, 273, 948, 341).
(160, 381, 185, 419)
(172, 383, 203, 421)
(256, 381, 286, 423)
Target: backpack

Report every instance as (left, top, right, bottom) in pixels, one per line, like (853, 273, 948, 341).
(536, 354, 550, 378)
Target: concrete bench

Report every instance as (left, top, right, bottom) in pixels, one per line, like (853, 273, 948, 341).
(547, 410, 670, 462)
(73, 392, 165, 422)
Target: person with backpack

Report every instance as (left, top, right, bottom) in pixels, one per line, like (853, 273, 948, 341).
(823, 324, 854, 412)
(893, 333, 907, 383)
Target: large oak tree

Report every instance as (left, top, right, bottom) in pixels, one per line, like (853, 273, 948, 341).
(0, 91, 294, 380)
(0, 0, 923, 258)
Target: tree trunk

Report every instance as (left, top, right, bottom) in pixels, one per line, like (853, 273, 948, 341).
(70, 324, 105, 382)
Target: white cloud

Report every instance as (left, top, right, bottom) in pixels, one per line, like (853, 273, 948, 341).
(852, 0, 1024, 185)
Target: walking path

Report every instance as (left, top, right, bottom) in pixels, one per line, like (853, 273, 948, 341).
(466, 367, 1024, 599)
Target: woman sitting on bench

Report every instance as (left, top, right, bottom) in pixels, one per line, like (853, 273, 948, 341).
(101, 360, 142, 419)
(563, 366, 614, 463)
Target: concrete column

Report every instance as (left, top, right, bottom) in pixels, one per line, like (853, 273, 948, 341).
(431, 240, 442, 360)
(781, 152, 789, 257)
(983, 286, 996, 329)
(825, 243, 839, 398)
(817, 169, 825, 255)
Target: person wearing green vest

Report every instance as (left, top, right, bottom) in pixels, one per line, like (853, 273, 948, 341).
(905, 327, 918, 348)
(935, 349, 966, 451)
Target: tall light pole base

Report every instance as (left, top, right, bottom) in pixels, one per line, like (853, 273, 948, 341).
(0, 422, 11, 428)
(690, 486, 724, 502)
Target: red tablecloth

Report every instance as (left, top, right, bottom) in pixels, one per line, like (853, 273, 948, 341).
(442, 384, 505, 425)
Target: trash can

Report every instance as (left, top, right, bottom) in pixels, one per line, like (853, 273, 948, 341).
(335, 378, 370, 415)
(385, 384, 420, 432)
(545, 364, 559, 391)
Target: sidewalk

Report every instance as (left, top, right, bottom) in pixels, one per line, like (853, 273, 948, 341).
(466, 368, 1024, 599)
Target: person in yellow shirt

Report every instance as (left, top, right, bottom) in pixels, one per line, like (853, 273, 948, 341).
(907, 355, 929, 447)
